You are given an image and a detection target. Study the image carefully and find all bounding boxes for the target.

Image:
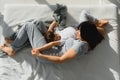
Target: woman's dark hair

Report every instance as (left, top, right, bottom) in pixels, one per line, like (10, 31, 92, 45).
(78, 21, 104, 50)
(45, 32, 55, 43)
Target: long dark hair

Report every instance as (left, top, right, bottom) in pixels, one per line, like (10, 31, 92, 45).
(78, 21, 104, 50)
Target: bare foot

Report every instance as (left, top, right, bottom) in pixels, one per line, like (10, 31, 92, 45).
(96, 19, 109, 27)
(5, 37, 13, 44)
(0, 45, 15, 57)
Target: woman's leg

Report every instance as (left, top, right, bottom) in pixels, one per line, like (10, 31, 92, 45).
(12, 22, 47, 50)
(1, 22, 47, 57)
(11, 24, 29, 51)
(34, 20, 47, 35)
(25, 22, 46, 48)
(5, 37, 13, 44)
(4, 21, 47, 46)
(0, 22, 30, 56)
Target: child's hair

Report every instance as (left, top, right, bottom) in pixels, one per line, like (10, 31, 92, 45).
(45, 32, 55, 43)
(78, 21, 104, 50)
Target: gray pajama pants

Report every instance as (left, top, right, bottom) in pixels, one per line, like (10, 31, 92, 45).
(11, 22, 47, 52)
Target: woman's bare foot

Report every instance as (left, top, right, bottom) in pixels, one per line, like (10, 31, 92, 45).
(96, 19, 109, 27)
(0, 44, 15, 57)
(5, 37, 13, 44)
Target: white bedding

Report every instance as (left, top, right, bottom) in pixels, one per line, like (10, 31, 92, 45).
(0, 4, 119, 80)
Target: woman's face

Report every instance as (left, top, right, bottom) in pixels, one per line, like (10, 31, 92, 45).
(75, 30, 81, 39)
(54, 33, 61, 41)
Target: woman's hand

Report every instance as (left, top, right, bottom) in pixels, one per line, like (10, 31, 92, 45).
(31, 48, 40, 56)
(96, 19, 109, 27)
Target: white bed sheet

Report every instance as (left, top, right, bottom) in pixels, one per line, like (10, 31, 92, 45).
(0, 4, 119, 80)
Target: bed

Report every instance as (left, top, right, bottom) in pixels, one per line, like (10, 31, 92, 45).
(0, 4, 119, 80)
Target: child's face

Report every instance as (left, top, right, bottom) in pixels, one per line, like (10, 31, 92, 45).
(54, 33, 61, 41)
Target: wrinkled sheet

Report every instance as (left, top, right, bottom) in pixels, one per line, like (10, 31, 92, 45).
(0, 4, 119, 80)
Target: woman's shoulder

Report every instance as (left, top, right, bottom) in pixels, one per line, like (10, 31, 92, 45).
(74, 40, 89, 51)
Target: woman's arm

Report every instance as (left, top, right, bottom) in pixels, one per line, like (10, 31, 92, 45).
(82, 10, 108, 27)
(32, 41, 61, 54)
(48, 20, 58, 32)
(32, 48, 77, 63)
(38, 41, 60, 51)
(95, 19, 108, 28)
(96, 19, 109, 36)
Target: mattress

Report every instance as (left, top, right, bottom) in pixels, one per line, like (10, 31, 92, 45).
(0, 4, 119, 80)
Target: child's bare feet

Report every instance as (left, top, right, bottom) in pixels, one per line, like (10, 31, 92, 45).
(0, 44, 15, 57)
(96, 19, 109, 27)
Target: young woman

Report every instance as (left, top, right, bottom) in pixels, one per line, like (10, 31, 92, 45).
(31, 21, 105, 63)
(31, 10, 108, 63)
(1, 10, 108, 63)
(42, 10, 108, 49)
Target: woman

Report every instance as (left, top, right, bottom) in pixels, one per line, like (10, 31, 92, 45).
(31, 10, 108, 63)
(43, 10, 108, 47)
(1, 10, 108, 61)
(31, 21, 105, 63)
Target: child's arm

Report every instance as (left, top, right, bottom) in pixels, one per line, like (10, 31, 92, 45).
(48, 20, 58, 32)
